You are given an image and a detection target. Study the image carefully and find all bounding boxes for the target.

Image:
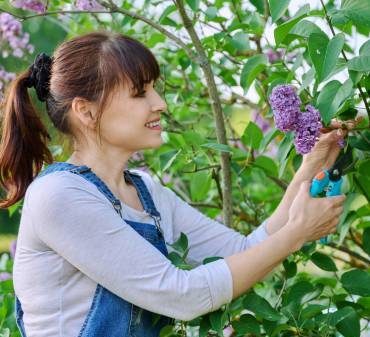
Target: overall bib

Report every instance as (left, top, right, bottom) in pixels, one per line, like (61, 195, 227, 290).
(15, 162, 175, 337)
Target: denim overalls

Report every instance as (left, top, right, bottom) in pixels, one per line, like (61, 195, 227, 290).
(15, 162, 175, 336)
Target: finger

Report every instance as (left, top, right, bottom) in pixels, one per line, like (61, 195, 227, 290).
(328, 194, 346, 207)
(329, 119, 341, 128)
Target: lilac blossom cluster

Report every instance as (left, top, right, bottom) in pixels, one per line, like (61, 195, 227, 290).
(0, 13, 34, 58)
(75, 0, 104, 10)
(294, 105, 322, 154)
(269, 84, 301, 132)
(11, 0, 46, 13)
(269, 85, 324, 155)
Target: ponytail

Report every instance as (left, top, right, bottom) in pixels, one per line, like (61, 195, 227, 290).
(0, 69, 53, 208)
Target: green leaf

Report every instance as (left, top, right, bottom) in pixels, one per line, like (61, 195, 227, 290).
(316, 79, 353, 125)
(200, 143, 233, 153)
(250, 0, 266, 14)
(205, 7, 218, 19)
(348, 56, 370, 72)
(198, 315, 211, 337)
(169, 232, 188, 254)
(241, 121, 263, 150)
(322, 34, 345, 81)
(185, 0, 200, 11)
(243, 292, 282, 321)
(308, 33, 344, 82)
(232, 314, 260, 335)
(202, 256, 223, 264)
(336, 307, 360, 337)
(159, 149, 181, 171)
(289, 19, 324, 38)
(341, 0, 370, 28)
(268, 0, 291, 22)
(310, 252, 337, 271)
(190, 171, 212, 201)
(359, 159, 370, 177)
(230, 31, 250, 52)
(277, 132, 294, 178)
(300, 304, 325, 320)
(359, 39, 370, 56)
(283, 281, 314, 305)
(240, 54, 268, 91)
(282, 259, 297, 278)
(209, 310, 227, 335)
(253, 156, 278, 177)
(363, 227, 370, 256)
(158, 5, 177, 24)
(341, 269, 370, 296)
(274, 4, 309, 45)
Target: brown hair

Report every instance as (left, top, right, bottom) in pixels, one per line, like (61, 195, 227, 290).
(0, 30, 160, 208)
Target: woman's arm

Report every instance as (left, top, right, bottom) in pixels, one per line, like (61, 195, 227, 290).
(264, 166, 312, 235)
(154, 182, 270, 266)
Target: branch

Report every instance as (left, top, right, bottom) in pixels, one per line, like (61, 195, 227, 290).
(327, 242, 370, 266)
(174, 0, 233, 227)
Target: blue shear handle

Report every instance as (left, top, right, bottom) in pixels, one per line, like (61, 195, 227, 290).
(320, 178, 343, 244)
(310, 170, 329, 197)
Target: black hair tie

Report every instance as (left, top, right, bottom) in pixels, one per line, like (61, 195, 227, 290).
(25, 52, 53, 102)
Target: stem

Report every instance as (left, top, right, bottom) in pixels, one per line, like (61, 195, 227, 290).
(175, 0, 233, 227)
(320, 0, 370, 125)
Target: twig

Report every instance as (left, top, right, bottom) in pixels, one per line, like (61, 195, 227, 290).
(327, 242, 370, 266)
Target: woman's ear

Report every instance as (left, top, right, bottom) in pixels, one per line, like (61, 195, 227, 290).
(71, 97, 97, 128)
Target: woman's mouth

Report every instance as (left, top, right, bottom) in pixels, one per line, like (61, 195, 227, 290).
(145, 120, 161, 130)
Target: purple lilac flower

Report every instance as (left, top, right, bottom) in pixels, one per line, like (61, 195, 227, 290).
(9, 239, 17, 260)
(0, 272, 12, 282)
(269, 84, 301, 132)
(266, 49, 283, 63)
(337, 138, 346, 148)
(294, 104, 322, 155)
(11, 0, 46, 13)
(0, 13, 34, 58)
(75, 0, 104, 11)
(252, 110, 270, 133)
(0, 66, 16, 101)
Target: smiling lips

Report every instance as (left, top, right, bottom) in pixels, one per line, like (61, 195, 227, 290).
(145, 119, 161, 130)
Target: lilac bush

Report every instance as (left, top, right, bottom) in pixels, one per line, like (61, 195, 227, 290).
(0, 67, 16, 101)
(269, 84, 301, 132)
(0, 13, 34, 58)
(75, 0, 104, 11)
(11, 0, 46, 13)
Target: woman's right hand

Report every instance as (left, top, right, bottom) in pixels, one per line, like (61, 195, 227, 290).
(287, 181, 346, 250)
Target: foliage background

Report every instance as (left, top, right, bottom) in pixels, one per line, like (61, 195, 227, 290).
(0, 0, 370, 336)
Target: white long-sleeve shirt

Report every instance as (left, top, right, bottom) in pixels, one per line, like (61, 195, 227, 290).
(13, 168, 269, 337)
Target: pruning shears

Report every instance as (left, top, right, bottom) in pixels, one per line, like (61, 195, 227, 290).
(309, 148, 353, 244)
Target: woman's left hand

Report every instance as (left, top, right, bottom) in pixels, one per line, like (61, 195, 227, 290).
(300, 117, 361, 176)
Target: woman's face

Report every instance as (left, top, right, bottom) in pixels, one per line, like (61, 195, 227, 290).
(95, 79, 167, 152)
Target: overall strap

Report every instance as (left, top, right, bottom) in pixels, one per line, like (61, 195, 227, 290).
(36, 162, 162, 221)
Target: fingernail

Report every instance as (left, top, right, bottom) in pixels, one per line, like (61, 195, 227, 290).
(337, 129, 343, 136)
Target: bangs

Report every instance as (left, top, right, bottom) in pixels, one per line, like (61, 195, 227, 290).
(101, 34, 160, 96)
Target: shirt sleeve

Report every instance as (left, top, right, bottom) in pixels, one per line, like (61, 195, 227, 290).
(152, 181, 270, 266)
(26, 172, 233, 321)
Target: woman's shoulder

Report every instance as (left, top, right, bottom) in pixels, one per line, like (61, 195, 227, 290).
(25, 170, 106, 209)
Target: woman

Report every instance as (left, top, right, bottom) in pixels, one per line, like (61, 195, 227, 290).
(0, 30, 348, 337)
